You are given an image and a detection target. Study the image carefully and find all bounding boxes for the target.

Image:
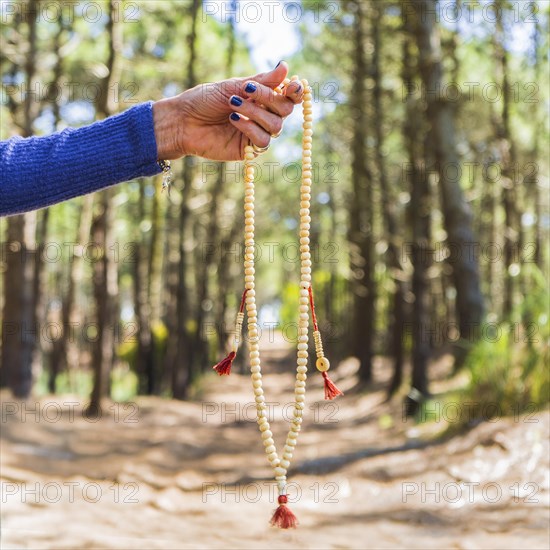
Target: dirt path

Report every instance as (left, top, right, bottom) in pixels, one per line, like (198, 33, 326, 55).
(1, 334, 549, 549)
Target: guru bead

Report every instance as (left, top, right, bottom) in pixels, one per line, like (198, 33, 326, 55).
(316, 357, 330, 372)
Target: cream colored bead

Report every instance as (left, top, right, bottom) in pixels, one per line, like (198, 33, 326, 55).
(316, 357, 330, 372)
(274, 466, 287, 477)
(265, 445, 276, 454)
(261, 429, 273, 439)
(293, 422, 303, 431)
(268, 452, 278, 462)
(280, 459, 290, 469)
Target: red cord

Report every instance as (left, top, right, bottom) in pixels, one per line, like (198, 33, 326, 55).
(307, 286, 318, 332)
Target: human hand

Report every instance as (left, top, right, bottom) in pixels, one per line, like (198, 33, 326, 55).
(152, 61, 303, 161)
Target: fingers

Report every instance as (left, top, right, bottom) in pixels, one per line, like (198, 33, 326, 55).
(253, 61, 289, 89)
(228, 95, 282, 137)
(228, 112, 271, 150)
(282, 80, 304, 105)
(241, 80, 299, 117)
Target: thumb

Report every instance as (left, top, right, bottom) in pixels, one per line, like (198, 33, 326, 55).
(252, 61, 289, 89)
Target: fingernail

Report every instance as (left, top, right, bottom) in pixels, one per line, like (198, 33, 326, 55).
(230, 112, 240, 121)
(245, 82, 257, 94)
(275, 61, 282, 68)
(294, 84, 302, 94)
(231, 96, 243, 107)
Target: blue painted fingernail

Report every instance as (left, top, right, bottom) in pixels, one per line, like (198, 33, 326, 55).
(294, 84, 302, 94)
(230, 112, 240, 121)
(275, 61, 282, 68)
(245, 82, 257, 94)
(230, 96, 243, 107)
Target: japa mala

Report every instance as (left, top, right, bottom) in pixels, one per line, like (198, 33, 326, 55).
(212, 76, 343, 529)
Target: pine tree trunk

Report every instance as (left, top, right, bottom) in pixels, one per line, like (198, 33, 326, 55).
(413, 0, 484, 367)
(403, 8, 431, 415)
(88, 0, 121, 414)
(371, 3, 407, 396)
(134, 182, 155, 394)
(349, 0, 375, 384)
(1, 0, 40, 398)
(493, 0, 519, 318)
(166, 0, 201, 399)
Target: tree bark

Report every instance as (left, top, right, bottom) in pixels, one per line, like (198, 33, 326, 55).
(165, 0, 201, 399)
(88, 0, 121, 414)
(403, 6, 431, 415)
(134, 181, 155, 394)
(348, 0, 376, 384)
(1, 0, 40, 398)
(413, 0, 484, 366)
(371, 2, 407, 396)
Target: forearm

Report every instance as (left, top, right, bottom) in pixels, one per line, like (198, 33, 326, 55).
(0, 102, 161, 216)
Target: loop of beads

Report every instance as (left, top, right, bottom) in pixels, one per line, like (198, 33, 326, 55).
(209, 73, 342, 525)
(242, 76, 313, 500)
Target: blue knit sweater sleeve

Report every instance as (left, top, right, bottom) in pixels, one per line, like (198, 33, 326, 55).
(0, 102, 162, 216)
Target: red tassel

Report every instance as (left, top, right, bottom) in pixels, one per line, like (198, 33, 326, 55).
(212, 351, 236, 376)
(322, 371, 343, 400)
(270, 495, 298, 529)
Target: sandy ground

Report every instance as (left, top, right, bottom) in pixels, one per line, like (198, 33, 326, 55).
(1, 334, 549, 549)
